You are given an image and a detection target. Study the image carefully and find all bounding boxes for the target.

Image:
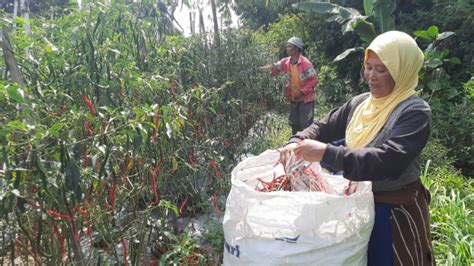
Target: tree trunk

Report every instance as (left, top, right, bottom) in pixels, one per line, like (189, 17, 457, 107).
(1, 28, 25, 87)
(13, 0, 18, 17)
(189, 11, 194, 35)
(210, 0, 220, 47)
(198, 7, 205, 35)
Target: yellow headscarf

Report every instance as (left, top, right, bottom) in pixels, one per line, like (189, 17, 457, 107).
(346, 31, 424, 148)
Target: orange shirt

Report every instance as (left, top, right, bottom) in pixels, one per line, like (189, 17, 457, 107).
(289, 63, 301, 100)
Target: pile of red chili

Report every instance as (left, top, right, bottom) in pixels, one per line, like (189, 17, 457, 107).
(255, 157, 357, 196)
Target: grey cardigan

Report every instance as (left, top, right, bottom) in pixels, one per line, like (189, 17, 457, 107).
(291, 92, 432, 192)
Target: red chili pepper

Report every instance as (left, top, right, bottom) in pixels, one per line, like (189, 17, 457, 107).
(82, 146, 89, 167)
(33, 220, 39, 241)
(188, 152, 195, 166)
(170, 80, 175, 97)
(196, 119, 204, 139)
(72, 230, 81, 242)
(52, 222, 66, 261)
(87, 223, 93, 243)
(122, 237, 128, 266)
(151, 165, 160, 205)
(223, 138, 230, 147)
(212, 193, 220, 214)
(82, 95, 95, 115)
(109, 180, 116, 215)
(151, 108, 161, 143)
(15, 235, 22, 254)
(74, 202, 90, 220)
(85, 120, 94, 136)
(32, 229, 39, 265)
(344, 180, 356, 196)
(210, 160, 222, 178)
(154, 108, 161, 132)
(47, 209, 72, 221)
(179, 197, 188, 215)
(148, 260, 158, 266)
(255, 174, 291, 192)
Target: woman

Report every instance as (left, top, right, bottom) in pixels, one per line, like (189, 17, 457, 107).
(279, 31, 435, 265)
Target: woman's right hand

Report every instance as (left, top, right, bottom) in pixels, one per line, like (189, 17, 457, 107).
(277, 143, 298, 166)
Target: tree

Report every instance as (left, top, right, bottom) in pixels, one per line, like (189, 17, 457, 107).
(293, 0, 396, 61)
(210, 0, 219, 46)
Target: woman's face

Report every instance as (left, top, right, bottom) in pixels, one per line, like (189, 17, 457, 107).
(364, 51, 395, 98)
(286, 43, 299, 57)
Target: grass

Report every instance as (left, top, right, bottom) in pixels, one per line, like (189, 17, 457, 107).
(239, 112, 292, 156)
(421, 164, 473, 265)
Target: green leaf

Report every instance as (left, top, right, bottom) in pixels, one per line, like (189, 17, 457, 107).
(364, 0, 374, 15)
(427, 26, 439, 38)
(48, 123, 63, 138)
(440, 49, 449, 58)
(372, 0, 395, 33)
(427, 58, 443, 68)
(333, 47, 364, 62)
(352, 18, 377, 43)
(449, 57, 461, 65)
(428, 80, 441, 92)
(446, 88, 460, 100)
(436, 31, 455, 42)
(171, 157, 178, 173)
(414, 30, 431, 41)
(7, 85, 24, 103)
(326, 14, 341, 23)
(207, 107, 217, 115)
(158, 199, 179, 216)
(0, 89, 6, 103)
(292, 2, 344, 15)
(339, 7, 360, 20)
(44, 45, 52, 53)
(8, 120, 27, 131)
(34, 127, 46, 140)
(14, 16, 25, 24)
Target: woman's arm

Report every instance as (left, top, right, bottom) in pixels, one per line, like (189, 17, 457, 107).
(321, 110, 431, 181)
(290, 99, 353, 143)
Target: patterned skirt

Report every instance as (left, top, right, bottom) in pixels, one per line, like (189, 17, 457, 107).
(369, 180, 436, 266)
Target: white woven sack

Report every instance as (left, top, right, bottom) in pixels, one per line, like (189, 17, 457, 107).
(223, 149, 375, 266)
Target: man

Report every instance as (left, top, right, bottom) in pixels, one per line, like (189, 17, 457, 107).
(263, 37, 318, 134)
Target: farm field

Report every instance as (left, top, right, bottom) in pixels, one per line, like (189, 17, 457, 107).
(0, 1, 472, 264)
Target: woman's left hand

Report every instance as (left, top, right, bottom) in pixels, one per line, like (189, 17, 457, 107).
(293, 139, 327, 162)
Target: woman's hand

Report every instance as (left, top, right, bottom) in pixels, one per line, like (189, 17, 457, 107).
(277, 143, 298, 165)
(293, 139, 327, 162)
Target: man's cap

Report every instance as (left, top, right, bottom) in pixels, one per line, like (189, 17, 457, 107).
(287, 37, 304, 50)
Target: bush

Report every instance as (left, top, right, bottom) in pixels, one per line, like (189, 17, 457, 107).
(426, 79, 474, 177)
(422, 138, 455, 170)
